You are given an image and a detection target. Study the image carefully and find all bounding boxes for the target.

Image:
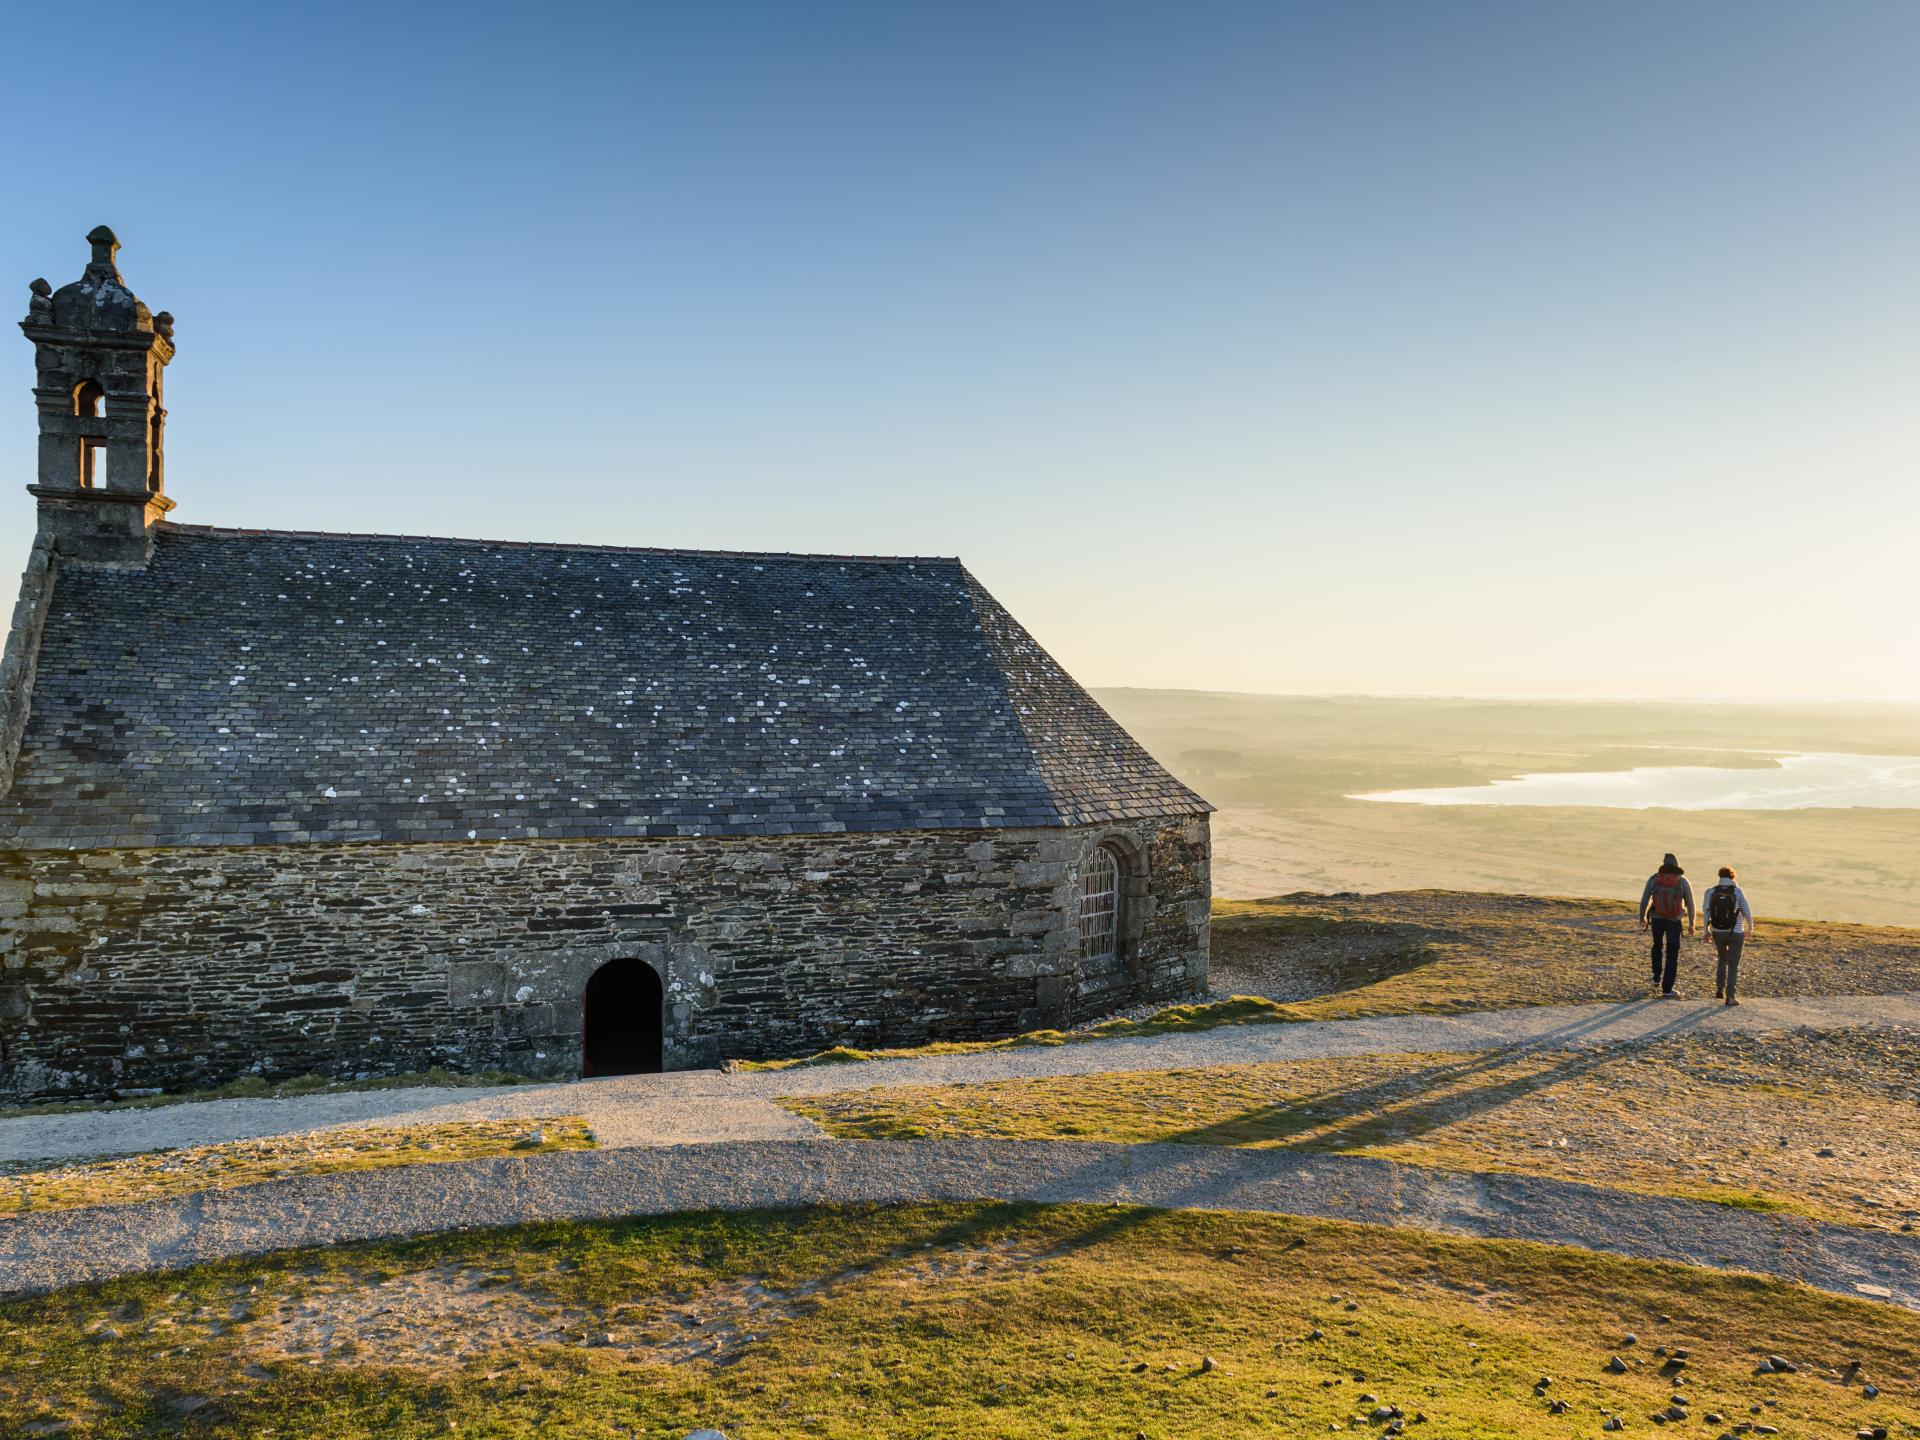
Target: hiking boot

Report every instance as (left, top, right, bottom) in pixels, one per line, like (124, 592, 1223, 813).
(1715, 989, 1724, 999)
(1724, 997, 1739, 1007)
(1661, 989, 1680, 998)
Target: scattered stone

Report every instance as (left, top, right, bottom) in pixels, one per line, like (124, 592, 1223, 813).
(1620, 1332, 1639, 1346)
(1606, 1356, 1629, 1373)
(1862, 1382, 1879, 1399)
(1762, 1355, 1797, 1374)
(1199, 1356, 1217, 1374)
(1309, 1328, 1326, 1341)
(684, 1432, 729, 1440)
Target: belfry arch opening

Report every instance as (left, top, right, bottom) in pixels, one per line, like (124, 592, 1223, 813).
(581, 957, 664, 1077)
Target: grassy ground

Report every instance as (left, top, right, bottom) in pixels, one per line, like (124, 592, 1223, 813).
(784, 1029, 1920, 1232)
(0, 1118, 593, 1216)
(1212, 890, 1920, 1019)
(0, 1068, 535, 1121)
(1, 1202, 1913, 1438)
(756, 891, 1920, 1073)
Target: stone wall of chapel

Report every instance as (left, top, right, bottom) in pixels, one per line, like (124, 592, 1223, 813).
(0, 817, 1209, 1100)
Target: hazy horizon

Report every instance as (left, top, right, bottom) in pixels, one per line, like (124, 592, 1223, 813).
(1095, 686, 1920, 708)
(5, 2, 1918, 701)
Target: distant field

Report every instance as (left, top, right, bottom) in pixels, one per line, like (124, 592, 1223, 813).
(1095, 690, 1920, 926)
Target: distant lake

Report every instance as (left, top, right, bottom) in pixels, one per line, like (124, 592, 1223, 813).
(1354, 752, 1920, 811)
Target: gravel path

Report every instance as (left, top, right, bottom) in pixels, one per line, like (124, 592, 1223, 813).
(5, 992, 1917, 1166)
(3, 1137, 1916, 1308)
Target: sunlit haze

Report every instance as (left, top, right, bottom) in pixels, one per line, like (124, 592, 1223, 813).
(4, 2, 1917, 699)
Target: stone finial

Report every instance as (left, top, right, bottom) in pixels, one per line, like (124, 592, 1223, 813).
(153, 311, 174, 339)
(85, 225, 121, 269)
(21, 223, 177, 561)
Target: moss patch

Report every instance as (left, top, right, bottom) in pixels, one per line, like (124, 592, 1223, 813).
(736, 996, 1300, 1071)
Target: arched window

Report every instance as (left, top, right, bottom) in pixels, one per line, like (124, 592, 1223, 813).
(72, 382, 107, 491)
(1079, 845, 1121, 963)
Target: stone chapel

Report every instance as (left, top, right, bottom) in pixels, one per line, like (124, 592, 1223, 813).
(0, 229, 1211, 1101)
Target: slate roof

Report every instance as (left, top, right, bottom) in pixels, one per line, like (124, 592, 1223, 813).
(0, 526, 1208, 849)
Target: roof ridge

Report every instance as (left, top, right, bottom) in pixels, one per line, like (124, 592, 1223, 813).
(159, 523, 960, 567)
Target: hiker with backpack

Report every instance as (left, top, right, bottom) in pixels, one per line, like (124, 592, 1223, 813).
(1705, 865, 1756, 1005)
(1637, 853, 1695, 996)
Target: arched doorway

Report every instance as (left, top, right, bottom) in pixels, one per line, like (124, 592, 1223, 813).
(581, 958, 664, 1076)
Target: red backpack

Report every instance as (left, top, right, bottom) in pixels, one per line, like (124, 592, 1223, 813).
(1649, 873, 1686, 920)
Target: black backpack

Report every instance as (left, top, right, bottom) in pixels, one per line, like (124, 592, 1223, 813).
(1708, 886, 1740, 930)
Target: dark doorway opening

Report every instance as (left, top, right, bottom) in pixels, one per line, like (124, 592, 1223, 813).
(581, 958, 664, 1076)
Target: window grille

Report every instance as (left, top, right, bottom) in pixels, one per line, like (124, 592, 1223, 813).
(1079, 846, 1121, 962)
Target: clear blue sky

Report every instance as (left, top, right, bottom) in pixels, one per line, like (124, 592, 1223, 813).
(4, 2, 1917, 698)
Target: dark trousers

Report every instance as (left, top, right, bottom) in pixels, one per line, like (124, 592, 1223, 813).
(1712, 929, 1745, 999)
(1649, 918, 1682, 992)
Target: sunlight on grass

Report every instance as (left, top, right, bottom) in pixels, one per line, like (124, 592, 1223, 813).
(0, 1117, 595, 1216)
(2, 1202, 1910, 1438)
(736, 995, 1301, 1070)
(784, 1032, 1920, 1234)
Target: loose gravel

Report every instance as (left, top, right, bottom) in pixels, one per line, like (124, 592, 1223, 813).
(6, 993, 1917, 1168)
(3, 1138, 1916, 1308)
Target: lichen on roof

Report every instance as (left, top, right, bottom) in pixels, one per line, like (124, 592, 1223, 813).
(0, 526, 1208, 848)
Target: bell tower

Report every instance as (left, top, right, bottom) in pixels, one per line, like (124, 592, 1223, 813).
(19, 226, 176, 563)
